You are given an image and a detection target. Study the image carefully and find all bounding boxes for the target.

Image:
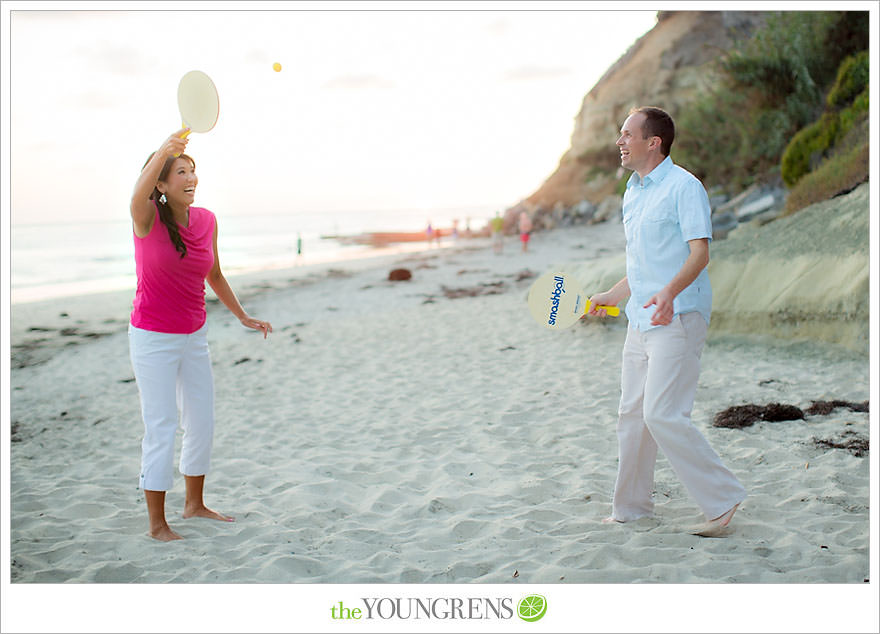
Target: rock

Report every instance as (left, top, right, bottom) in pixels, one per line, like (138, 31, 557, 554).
(750, 208, 783, 226)
(709, 193, 730, 211)
(711, 184, 787, 236)
(591, 195, 622, 224)
(715, 184, 760, 215)
(715, 185, 786, 221)
(388, 269, 412, 282)
(551, 200, 567, 225)
(570, 199, 596, 225)
(735, 193, 776, 221)
(712, 210, 738, 240)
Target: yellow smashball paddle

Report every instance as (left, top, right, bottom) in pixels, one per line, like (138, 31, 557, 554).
(527, 270, 619, 330)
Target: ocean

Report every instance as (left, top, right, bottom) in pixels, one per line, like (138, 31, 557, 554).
(10, 207, 491, 304)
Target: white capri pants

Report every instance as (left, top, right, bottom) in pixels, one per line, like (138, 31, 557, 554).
(128, 324, 215, 491)
(611, 312, 746, 522)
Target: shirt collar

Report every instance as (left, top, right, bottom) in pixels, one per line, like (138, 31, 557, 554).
(626, 155, 674, 189)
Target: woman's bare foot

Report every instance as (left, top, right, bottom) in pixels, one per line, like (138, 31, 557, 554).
(144, 490, 182, 541)
(182, 504, 235, 522)
(182, 475, 234, 522)
(149, 524, 183, 541)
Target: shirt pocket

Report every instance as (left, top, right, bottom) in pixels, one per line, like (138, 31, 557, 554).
(641, 205, 681, 255)
(641, 197, 676, 225)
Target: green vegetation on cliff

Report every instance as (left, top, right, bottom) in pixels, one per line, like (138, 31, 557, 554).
(781, 50, 869, 214)
(674, 11, 868, 201)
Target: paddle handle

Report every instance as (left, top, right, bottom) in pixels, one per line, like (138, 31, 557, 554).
(584, 300, 620, 317)
(174, 123, 191, 157)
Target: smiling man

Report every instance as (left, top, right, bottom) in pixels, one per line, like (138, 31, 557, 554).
(588, 106, 747, 535)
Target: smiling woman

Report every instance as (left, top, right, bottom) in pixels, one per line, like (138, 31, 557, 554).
(127, 128, 274, 542)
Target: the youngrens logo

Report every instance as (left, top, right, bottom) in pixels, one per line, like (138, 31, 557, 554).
(517, 595, 548, 622)
(329, 595, 547, 622)
(547, 275, 565, 325)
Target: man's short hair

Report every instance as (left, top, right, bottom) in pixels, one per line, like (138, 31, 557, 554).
(630, 106, 674, 156)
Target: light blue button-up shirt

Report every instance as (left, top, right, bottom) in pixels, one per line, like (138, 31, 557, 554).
(622, 155, 713, 331)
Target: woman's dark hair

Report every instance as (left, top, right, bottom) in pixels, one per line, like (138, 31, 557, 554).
(142, 152, 195, 258)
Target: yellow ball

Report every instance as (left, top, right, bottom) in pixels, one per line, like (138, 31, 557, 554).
(272, 62, 282, 72)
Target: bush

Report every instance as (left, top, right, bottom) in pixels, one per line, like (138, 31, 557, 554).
(838, 86, 869, 134)
(781, 112, 840, 187)
(827, 50, 869, 109)
(780, 54, 868, 189)
(783, 141, 868, 215)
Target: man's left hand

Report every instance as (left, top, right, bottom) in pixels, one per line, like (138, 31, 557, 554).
(644, 289, 675, 326)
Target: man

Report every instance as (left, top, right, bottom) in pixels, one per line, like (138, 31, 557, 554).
(588, 106, 746, 535)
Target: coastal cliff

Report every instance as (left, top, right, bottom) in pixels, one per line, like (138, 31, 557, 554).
(523, 11, 769, 211)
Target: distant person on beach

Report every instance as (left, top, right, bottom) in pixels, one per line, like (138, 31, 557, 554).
(518, 211, 533, 253)
(296, 232, 303, 265)
(587, 106, 746, 535)
(490, 212, 504, 254)
(128, 129, 273, 541)
(426, 221, 434, 246)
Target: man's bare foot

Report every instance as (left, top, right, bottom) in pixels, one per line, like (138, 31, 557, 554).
(710, 503, 739, 527)
(602, 516, 624, 524)
(149, 525, 183, 541)
(182, 504, 235, 522)
(692, 503, 740, 537)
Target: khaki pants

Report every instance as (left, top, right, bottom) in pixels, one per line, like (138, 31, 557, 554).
(611, 312, 746, 521)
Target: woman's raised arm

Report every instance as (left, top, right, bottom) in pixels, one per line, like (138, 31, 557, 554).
(130, 129, 190, 235)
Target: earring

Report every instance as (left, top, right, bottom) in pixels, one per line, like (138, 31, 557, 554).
(159, 193, 167, 205)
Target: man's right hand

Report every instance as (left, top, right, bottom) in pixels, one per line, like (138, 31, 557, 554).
(587, 292, 615, 317)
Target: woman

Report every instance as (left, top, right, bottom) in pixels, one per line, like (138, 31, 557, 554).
(518, 211, 533, 253)
(129, 129, 273, 541)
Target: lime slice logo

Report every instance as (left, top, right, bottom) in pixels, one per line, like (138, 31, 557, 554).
(517, 594, 547, 622)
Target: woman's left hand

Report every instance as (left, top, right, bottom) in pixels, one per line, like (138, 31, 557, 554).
(241, 316, 273, 339)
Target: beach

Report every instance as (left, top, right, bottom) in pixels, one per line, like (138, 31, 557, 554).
(6, 206, 875, 628)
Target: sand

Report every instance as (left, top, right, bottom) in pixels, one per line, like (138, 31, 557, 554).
(4, 203, 876, 632)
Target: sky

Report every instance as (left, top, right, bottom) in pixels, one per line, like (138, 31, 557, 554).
(4, 2, 658, 226)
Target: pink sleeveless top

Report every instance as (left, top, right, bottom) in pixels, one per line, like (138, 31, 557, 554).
(130, 204, 216, 334)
